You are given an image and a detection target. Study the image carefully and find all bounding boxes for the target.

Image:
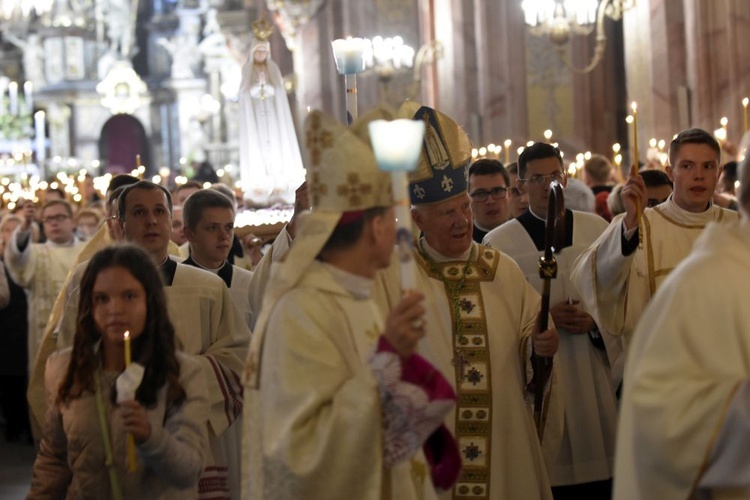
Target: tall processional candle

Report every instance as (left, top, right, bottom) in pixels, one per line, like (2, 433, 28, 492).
(743, 98, 749, 135)
(369, 119, 425, 291)
(24, 81, 33, 115)
(331, 37, 367, 125)
(504, 139, 511, 165)
(8, 81, 18, 115)
(123, 330, 137, 472)
(34, 111, 46, 165)
(627, 101, 643, 248)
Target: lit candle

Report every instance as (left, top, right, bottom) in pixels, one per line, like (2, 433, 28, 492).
(543, 129, 553, 141)
(743, 98, 749, 135)
(34, 111, 46, 165)
(504, 139, 511, 165)
(8, 81, 18, 115)
(721, 116, 728, 138)
(23, 81, 33, 115)
(369, 118, 425, 292)
(123, 330, 136, 472)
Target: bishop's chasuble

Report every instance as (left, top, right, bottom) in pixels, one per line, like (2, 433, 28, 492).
(374, 240, 562, 500)
(244, 260, 452, 499)
(570, 195, 738, 378)
(484, 210, 617, 487)
(615, 220, 750, 499)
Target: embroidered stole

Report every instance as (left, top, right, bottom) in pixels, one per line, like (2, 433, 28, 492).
(416, 247, 499, 499)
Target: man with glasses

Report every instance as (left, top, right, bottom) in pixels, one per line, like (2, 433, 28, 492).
(484, 142, 616, 499)
(4, 199, 83, 379)
(468, 159, 511, 242)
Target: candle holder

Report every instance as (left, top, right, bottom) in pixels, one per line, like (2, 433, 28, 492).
(368, 118, 425, 291)
(331, 37, 367, 125)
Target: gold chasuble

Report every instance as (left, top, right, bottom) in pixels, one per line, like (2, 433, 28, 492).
(375, 240, 561, 500)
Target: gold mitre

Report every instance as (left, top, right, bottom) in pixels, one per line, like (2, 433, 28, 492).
(303, 109, 394, 213)
(252, 15, 274, 42)
(397, 101, 473, 204)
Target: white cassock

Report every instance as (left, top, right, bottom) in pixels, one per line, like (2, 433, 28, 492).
(54, 259, 250, 500)
(484, 210, 617, 487)
(570, 195, 738, 385)
(615, 220, 750, 499)
(243, 260, 451, 499)
(374, 240, 562, 500)
(4, 229, 83, 375)
(238, 47, 304, 205)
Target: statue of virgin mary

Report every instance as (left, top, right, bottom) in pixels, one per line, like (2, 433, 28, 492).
(238, 18, 304, 205)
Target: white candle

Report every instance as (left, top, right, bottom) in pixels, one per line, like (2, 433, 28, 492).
(24, 81, 33, 114)
(331, 37, 368, 75)
(35, 110, 46, 164)
(8, 81, 18, 115)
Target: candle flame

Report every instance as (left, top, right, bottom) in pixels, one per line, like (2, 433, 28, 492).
(124, 330, 130, 340)
(612, 143, 621, 153)
(543, 129, 553, 140)
(743, 98, 749, 108)
(631, 101, 638, 112)
(625, 115, 634, 124)
(721, 116, 728, 127)
(504, 139, 512, 147)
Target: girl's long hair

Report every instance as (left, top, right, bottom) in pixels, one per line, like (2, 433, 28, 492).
(57, 245, 185, 408)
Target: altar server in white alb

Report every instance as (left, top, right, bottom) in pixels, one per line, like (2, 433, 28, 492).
(242, 108, 460, 499)
(373, 103, 562, 500)
(182, 188, 254, 328)
(570, 128, 738, 380)
(484, 142, 616, 499)
(614, 147, 750, 499)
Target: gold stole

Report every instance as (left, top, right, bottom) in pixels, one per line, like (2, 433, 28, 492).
(416, 247, 499, 499)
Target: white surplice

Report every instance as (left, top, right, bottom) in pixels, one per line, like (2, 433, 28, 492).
(484, 211, 617, 487)
(570, 195, 738, 384)
(374, 240, 561, 500)
(615, 220, 750, 500)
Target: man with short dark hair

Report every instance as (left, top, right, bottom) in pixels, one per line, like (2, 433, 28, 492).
(572, 128, 739, 372)
(172, 179, 202, 205)
(614, 144, 750, 499)
(640, 169, 673, 207)
(484, 142, 616, 498)
(468, 159, 511, 242)
(183, 189, 254, 327)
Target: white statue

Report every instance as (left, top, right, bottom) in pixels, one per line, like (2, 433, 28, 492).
(238, 36, 304, 205)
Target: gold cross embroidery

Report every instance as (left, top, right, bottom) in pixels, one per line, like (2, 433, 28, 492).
(336, 173, 372, 207)
(305, 115, 333, 167)
(309, 172, 328, 206)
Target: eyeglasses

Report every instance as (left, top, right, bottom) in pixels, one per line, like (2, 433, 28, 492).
(519, 171, 565, 185)
(469, 186, 508, 202)
(41, 214, 71, 224)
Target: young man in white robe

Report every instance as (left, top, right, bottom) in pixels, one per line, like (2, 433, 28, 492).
(51, 181, 250, 499)
(182, 189, 254, 328)
(373, 103, 563, 500)
(483, 142, 616, 499)
(4, 199, 84, 377)
(613, 147, 750, 499)
(243, 109, 460, 499)
(570, 128, 739, 385)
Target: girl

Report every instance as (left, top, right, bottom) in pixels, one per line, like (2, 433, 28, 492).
(29, 245, 208, 499)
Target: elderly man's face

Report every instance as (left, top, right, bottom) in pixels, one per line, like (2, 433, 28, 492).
(412, 193, 473, 258)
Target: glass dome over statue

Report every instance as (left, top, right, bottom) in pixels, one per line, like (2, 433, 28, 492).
(238, 15, 305, 206)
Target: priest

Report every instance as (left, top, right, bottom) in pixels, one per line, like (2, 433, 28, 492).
(243, 109, 460, 499)
(484, 142, 616, 498)
(374, 104, 563, 499)
(614, 152, 750, 499)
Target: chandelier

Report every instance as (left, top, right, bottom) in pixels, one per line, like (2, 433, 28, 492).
(522, 0, 635, 73)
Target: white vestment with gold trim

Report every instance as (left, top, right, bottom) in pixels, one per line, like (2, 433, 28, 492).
(374, 241, 561, 500)
(615, 220, 750, 499)
(571, 196, 738, 384)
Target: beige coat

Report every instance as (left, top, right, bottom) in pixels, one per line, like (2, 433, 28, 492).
(29, 349, 208, 499)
